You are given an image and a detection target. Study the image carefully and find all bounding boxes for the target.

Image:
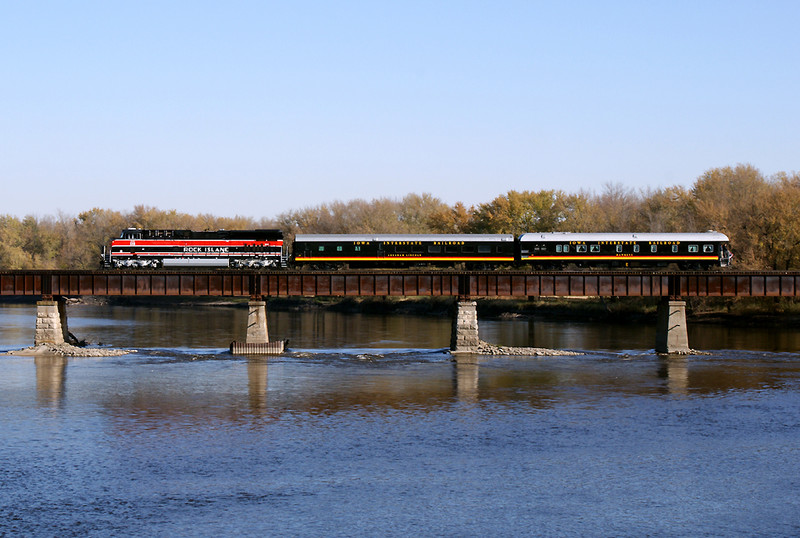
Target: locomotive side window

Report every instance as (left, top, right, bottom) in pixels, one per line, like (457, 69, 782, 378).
(688, 245, 699, 253)
(590, 245, 600, 253)
(703, 244, 714, 253)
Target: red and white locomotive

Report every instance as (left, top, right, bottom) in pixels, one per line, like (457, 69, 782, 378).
(103, 228, 284, 268)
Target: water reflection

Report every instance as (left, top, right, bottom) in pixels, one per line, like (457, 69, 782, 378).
(34, 355, 66, 407)
(246, 358, 268, 411)
(453, 355, 480, 403)
(658, 356, 689, 395)
(75, 350, 798, 436)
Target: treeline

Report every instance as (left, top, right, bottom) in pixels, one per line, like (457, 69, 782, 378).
(2, 164, 799, 270)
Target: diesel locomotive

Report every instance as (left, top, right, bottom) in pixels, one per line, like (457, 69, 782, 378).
(103, 228, 284, 268)
(103, 229, 732, 269)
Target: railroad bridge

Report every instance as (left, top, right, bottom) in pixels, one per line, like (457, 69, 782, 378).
(3, 270, 800, 354)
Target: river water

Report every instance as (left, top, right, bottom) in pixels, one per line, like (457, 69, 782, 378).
(1, 302, 799, 536)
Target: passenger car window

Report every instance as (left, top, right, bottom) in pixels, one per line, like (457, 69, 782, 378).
(590, 245, 600, 253)
(576, 245, 587, 253)
(703, 244, 714, 253)
(615, 245, 623, 253)
(671, 245, 678, 253)
(650, 245, 657, 253)
(688, 245, 699, 253)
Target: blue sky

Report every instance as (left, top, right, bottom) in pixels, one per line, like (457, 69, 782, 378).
(2, 1, 798, 219)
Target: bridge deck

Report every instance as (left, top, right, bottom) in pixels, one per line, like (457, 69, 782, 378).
(2, 270, 800, 298)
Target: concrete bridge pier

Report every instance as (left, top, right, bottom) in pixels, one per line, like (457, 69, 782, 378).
(451, 300, 480, 353)
(655, 298, 690, 354)
(230, 299, 286, 355)
(246, 300, 269, 344)
(34, 297, 70, 346)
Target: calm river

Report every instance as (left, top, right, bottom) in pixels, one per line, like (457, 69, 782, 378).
(1, 302, 799, 536)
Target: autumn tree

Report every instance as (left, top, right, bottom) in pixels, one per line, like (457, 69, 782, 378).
(0, 215, 34, 268)
(397, 193, 450, 233)
(638, 186, 696, 233)
(690, 164, 768, 268)
(747, 172, 800, 269)
(428, 202, 474, 233)
(469, 190, 568, 234)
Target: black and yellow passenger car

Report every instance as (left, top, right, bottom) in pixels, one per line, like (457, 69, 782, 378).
(292, 234, 516, 267)
(518, 232, 732, 268)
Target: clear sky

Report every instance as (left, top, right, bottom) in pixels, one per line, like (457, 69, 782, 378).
(2, 1, 798, 220)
